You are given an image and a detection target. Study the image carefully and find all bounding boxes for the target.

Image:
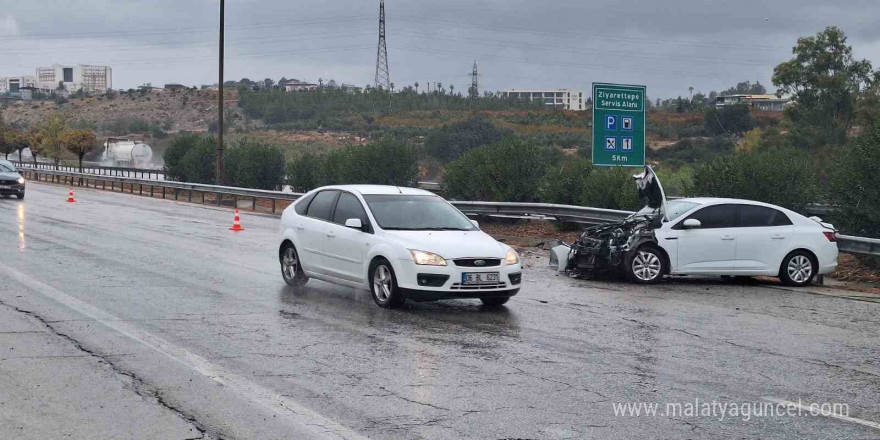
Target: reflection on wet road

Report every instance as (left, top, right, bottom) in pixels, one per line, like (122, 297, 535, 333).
(1, 183, 879, 440)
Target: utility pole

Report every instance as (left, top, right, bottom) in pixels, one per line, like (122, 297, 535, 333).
(468, 60, 479, 98)
(374, 0, 390, 90)
(216, 0, 225, 185)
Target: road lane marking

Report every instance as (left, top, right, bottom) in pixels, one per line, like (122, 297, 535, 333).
(763, 397, 880, 431)
(0, 262, 369, 440)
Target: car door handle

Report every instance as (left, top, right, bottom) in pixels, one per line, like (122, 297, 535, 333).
(721, 236, 735, 241)
(326, 233, 335, 238)
(772, 235, 786, 240)
(295, 225, 305, 231)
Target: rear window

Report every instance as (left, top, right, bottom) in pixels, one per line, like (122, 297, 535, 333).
(294, 192, 316, 215)
(738, 205, 792, 227)
(305, 190, 338, 221)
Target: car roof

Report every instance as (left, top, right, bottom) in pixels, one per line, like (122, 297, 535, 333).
(674, 197, 790, 210)
(317, 184, 435, 196)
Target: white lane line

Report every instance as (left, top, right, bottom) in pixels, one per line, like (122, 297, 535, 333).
(763, 397, 880, 431)
(0, 262, 369, 440)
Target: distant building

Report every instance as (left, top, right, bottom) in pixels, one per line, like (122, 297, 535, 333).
(715, 94, 789, 112)
(0, 76, 36, 95)
(36, 64, 112, 94)
(282, 79, 319, 92)
(164, 83, 188, 91)
(20, 86, 37, 100)
(498, 89, 585, 111)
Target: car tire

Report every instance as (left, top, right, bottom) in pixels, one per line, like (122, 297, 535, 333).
(370, 258, 405, 309)
(480, 296, 510, 307)
(16, 194, 24, 200)
(626, 245, 666, 284)
(280, 243, 308, 287)
(779, 250, 815, 287)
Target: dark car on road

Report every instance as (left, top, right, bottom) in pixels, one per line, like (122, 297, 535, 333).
(0, 160, 25, 199)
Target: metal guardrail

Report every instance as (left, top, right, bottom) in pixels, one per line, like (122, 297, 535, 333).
(20, 168, 300, 214)
(17, 166, 878, 257)
(14, 161, 165, 180)
(836, 234, 880, 257)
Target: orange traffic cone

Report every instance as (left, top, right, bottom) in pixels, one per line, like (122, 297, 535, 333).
(66, 189, 76, 203)
(229, 209, 245, 231)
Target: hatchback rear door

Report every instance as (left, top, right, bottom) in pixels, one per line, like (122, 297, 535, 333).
(299, 190, 339, 273)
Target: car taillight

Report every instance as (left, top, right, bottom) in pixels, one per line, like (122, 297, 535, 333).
(823, 231, 837, 242)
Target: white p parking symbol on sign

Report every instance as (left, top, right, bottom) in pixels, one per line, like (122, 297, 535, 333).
(605, 116, 617, 131)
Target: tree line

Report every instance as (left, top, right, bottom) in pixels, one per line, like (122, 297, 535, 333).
(0, 112, 98, 169)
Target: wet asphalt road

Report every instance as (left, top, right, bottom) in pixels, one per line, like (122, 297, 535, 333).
(1, 182, 879, 440)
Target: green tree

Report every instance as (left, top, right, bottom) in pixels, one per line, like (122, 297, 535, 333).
(339, 137, 419, 186)
(164, 134, 206, 181)
(425, 115, 509, 162)
(223, 139, 286, 190)
(0, 117, 12, 159)
(540, 157, 593, 205)
(579, 167, 642, 211)
(287, 152, 327, 192)
(692, 147, 818, 212)
(60, 129, 98, 170)
(178, 139, 217, 184)
(772, 26, 875, 148)
(37, 113, 69, 168)
(828, 124, 880, 237)
(443, 137, 548, 202)
(704, 103, 755, 136)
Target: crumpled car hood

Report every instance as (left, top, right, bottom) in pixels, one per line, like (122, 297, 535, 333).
(633, 166, 667, 220)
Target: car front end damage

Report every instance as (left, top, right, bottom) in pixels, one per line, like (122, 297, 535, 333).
(550, 166, 667, 278)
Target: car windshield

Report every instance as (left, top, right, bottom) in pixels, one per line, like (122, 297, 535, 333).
(665, 200, 700, 222)
(0, 162, 16, 172)
(363, 195, 476, 231)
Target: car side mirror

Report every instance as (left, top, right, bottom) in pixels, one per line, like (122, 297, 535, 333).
(470, 219, 480, 229)
(344, 218, 363, 230)
(683, 218, 702, 229)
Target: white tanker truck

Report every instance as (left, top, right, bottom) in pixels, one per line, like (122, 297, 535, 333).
(102, 137, 154, 167)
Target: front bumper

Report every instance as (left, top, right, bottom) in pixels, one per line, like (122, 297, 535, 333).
(394, 259, 522, 301)
(0, 184, 24, 195)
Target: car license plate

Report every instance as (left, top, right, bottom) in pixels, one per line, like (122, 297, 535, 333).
(462, 272, 499, 285)
(0, 185, 10, 189)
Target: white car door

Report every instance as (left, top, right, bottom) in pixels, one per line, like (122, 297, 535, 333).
(323, 191, 372, 283)
(298, 190, 339, 274)
(732, 204, 794, 274)
(672, 204, 737, 273)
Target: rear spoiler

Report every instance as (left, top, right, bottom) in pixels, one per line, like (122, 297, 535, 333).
(808, 216, 835, 231)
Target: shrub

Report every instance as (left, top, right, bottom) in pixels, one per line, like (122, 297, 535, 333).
(443, 137, 548, 202)
(223, 139, 285, 190)
(828, 125, 880, 237)
(540, 157, 593, 205)
(691, 147, 818, 212)
(425, 115, 509, 162)
(649, 136, 734, 167)
(579, 166, 642, 211)
(287, 152, 327, 192)
(178, 139, 217, 184)
(704, 103, 754, 136)
(164, 134, 205, 181)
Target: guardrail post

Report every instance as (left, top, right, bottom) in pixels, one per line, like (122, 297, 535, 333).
(252, 197, 256, 211)
(272, 199, 276, 215)
(216, 193, 222, 206)
(187, 189, 193, 202)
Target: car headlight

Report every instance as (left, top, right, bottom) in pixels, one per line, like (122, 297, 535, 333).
(17, 177, 24, 185)
(410, 250, 447, 266)
(505, 248, 519, 265)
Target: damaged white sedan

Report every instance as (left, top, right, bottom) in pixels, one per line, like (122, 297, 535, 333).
(551, 166, 838, 286)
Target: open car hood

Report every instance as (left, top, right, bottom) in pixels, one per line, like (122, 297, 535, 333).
(633, 166, 667, 221)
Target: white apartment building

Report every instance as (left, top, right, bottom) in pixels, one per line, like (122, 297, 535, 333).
(498, 89, 585, 111)
(35, 64, 112, 94)
(0, 76, 36, 94)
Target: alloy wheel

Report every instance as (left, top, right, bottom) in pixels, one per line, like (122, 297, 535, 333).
(787, 255, 813, 284)
(373, 265, 393, 302)
(632, 251, 662, 282)
(282, 247, 298, 281)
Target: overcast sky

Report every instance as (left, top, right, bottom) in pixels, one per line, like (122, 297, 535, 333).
(2, 0, 879, 99)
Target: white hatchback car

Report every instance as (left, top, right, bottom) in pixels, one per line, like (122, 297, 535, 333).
(278, 185, 522, 308)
